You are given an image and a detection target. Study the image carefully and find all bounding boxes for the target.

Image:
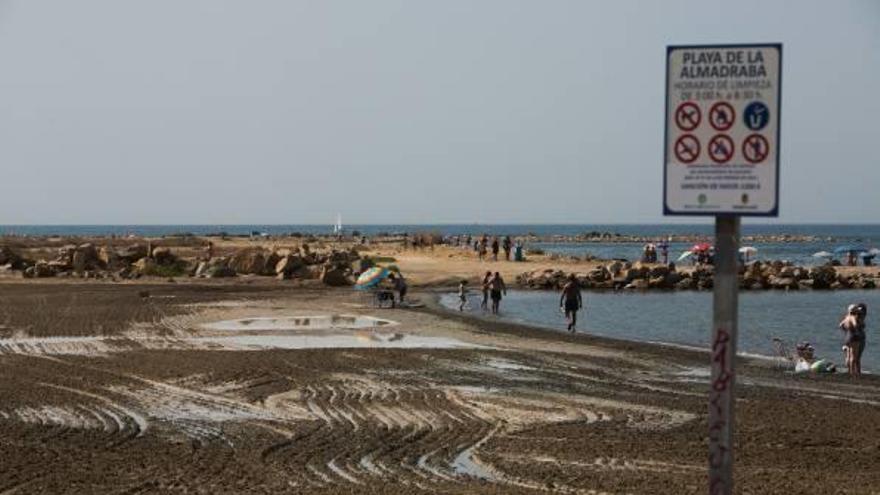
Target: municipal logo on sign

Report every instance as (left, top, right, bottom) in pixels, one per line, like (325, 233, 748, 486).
(664, 43, 782, 217)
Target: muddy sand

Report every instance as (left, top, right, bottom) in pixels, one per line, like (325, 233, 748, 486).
(1, 282, 879, 494)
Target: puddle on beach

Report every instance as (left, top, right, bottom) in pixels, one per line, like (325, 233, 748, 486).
(0, 314, 484, 354)
(202, 315, 395, 332)
(196, 334, 481, 350)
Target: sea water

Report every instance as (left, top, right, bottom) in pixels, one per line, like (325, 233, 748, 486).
(441, 289, 880, 371)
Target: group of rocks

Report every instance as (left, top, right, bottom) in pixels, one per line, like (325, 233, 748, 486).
(193, 246, 359, 286)
(1, 243, 361, 286)
(516, 260, 879, 291)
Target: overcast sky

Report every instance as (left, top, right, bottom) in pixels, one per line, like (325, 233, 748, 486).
(0, 0, 877, 225)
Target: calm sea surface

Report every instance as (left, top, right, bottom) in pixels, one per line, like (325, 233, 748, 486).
(441, 289, 879, 371)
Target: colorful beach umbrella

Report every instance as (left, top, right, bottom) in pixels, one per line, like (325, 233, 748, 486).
(355, 267, 390, 290)
(692, 243, 712, 252)
(677, 251, 694, 262)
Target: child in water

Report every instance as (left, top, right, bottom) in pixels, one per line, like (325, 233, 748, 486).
(458, 280, 468, 311)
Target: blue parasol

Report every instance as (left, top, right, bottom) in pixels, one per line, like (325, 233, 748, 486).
(354, 267, 390, 290)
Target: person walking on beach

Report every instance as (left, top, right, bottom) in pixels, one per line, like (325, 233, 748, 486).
(481, 271, 492, 310)
(491, 237, 500, 261)
(458, 280, 468, 311)
(839, 303, 867, 376)
(489, 272, 507, 315)
(502, 236, 512, 261)
(560, 274, 583, 332)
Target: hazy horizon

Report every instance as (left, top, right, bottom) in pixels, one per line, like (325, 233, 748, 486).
(1, 1, 877, 225)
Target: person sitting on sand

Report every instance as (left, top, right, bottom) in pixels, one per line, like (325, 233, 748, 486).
(793, 341, 836, 374)
(458, 280, 468, 311)
(840, 303, 867, 376)
(481, 271, 492, 310)
(489, 272, 507, 315)
(559, 274, 583, 332)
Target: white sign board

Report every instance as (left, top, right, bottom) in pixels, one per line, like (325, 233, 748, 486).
(664, 44, 781, 216)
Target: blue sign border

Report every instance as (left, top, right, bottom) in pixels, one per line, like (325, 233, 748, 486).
(663, 43, 782, 217)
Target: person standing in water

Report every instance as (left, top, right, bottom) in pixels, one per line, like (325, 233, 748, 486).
(559, 274, 583, 332)
(458, 280, 468, 311)
(480, 271, 492, 310)
(489, 272, 507, 315)
(839, 303, 867, 376)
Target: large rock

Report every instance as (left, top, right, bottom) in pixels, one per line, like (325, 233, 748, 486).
(229, 248, 273, 275)
(117, 244, 148, 263)
(151, 246, 175, 265)
(321, 266, 352, 286)
(133, 257, 157, 275)
(0, 246, 21, 267)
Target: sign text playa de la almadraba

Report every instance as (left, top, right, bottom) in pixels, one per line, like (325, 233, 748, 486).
(664, 44, 781, 216)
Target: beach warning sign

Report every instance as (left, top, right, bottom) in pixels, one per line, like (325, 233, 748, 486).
(664, 44, 781, 216)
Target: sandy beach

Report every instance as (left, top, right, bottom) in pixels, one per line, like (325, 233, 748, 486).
(1, 260, 880, 493)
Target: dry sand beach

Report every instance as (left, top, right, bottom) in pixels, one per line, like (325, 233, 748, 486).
(1, 239, 880, 493)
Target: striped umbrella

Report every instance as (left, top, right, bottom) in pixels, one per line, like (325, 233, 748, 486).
(355, 267, 390, 290)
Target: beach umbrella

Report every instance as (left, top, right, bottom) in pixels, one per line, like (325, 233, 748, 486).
(355, 267, 390, 290)
(833, 245, 867, 254)
(812, 251, 832, 258)
(738, 246, 758, 255)
(692, 243, 711, 252)
(677, 251, 694, 262)
(869, 248, 880, 256)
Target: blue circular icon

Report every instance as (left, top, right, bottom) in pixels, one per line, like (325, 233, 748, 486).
(743, 102, 769, 131)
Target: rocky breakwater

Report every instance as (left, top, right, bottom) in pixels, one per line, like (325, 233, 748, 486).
(1, 242, 361, 286)
(516, 260, 879, 291)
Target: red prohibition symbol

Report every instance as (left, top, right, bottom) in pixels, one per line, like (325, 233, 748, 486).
(675, 102, 701, 131)
(709, 101, 735, 131)
(674, 134, 700, 163)
(708, 134, 735, 164)
(742, 133, 770, 163)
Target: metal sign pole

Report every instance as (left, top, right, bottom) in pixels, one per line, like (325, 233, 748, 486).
(708, 215, 740, 495)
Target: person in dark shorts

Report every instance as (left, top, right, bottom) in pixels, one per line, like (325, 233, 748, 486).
(559, 274, 583, 332)
(839, 303, 867, 376)
(502, 236, 512, 261)
(489, 272, 507, 315)
(480, 271, 492, 310)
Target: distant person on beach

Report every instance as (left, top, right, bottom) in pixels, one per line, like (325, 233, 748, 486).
(458, 280, 468, 311)
(839, 303, 867, 376)
(503, 236, 512, 261)
(489, 272, 507, 315)
(560, 274, 583, 332)
(659, 240, 669, 264)
(479, 236, 488, 261)
(481, 271, 492, 310)
(491, 237, 500, 261)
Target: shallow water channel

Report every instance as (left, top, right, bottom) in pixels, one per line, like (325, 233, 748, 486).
(442, 290, 880, 371)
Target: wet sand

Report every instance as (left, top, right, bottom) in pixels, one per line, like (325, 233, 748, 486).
(1, 282, 879, 494)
